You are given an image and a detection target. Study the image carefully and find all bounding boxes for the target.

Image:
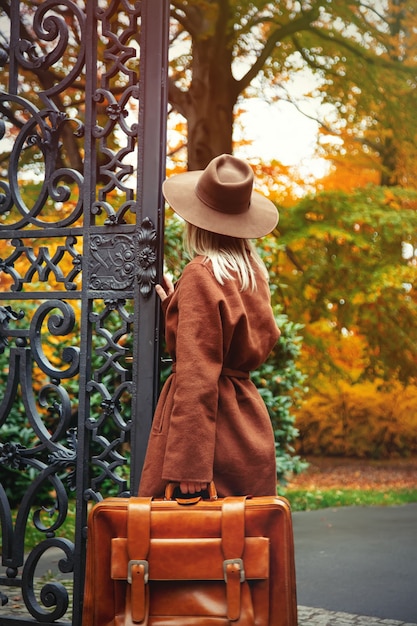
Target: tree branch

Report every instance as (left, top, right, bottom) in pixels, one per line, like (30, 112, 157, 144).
(285, 246, 304, 272)
(235, 7, 321, 95)
(310, 25, 414, 75)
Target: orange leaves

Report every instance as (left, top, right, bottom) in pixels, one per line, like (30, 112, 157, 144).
(287, 456, 417, 491)
(294, 381, 417, 459)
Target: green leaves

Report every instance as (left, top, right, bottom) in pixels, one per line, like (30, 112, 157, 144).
(276, 185, 417, 384)
(251, 307, 308, 482)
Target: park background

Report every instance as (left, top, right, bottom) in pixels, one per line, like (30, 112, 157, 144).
(162, 0, 417, 503)
(1, 0, 417, 511)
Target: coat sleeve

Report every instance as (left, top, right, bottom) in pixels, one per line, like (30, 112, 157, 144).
(161, 263, 223, 483)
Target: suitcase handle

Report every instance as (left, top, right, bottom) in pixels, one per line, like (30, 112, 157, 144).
(165, 481, 218, 504)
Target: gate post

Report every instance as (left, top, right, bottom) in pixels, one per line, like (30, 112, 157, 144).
(131, 0, 170, 494)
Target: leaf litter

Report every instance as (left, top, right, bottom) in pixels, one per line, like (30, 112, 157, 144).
(286, 457, 417, 491)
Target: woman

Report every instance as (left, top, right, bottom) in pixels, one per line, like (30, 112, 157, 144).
(138, 154, 280, 498)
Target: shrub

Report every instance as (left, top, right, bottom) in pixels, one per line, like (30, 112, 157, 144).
(251, 307, 308, 482)
(295, 380, 417, 458)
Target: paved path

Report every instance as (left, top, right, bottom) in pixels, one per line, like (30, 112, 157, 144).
(298, 606, 417, 625)
(293, 504, 417, 625)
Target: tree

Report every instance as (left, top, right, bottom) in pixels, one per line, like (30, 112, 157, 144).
(275, 185, 417, 386)
(2, 1, 416, 184)
(316, 0, 417, 188)
(168, 0, 417, 172)
(0, 0, 129, 180)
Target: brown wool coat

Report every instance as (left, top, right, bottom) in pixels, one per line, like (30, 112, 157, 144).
(138, 256, 280, 498)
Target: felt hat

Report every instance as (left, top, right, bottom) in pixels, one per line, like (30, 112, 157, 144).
(162, 154, 279, 238)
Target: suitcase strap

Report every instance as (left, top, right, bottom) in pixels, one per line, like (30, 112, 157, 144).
(222, 497, 247, 621)
(127, 498, 152, 623)
(126, 496, 248, 624)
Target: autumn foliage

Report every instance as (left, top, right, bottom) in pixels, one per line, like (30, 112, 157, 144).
(2, 0, 417, 470)
(265, 183, 417, 460)
(294, 381, 417, 459)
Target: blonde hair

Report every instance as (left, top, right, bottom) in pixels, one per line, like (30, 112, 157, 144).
(184, 223, 268, 291)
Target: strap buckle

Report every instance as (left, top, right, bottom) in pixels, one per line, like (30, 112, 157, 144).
(223, 558, 245, 583)
(127, 559, 149, 584)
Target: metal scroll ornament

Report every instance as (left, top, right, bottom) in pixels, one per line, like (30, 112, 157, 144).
(89, 218, 157, 296)
(136, 217, 157, 297)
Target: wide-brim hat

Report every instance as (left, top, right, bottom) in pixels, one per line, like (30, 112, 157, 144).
(162, 154, 279, 238)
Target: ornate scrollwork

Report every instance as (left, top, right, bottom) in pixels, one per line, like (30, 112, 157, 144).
(0, 455, 72, 573)
(91, 0, 143, 226)
(48, 429, 77, 491)
(15, 0, 86, 94)
(0, 1, 167, 623)
(0, 94, 85, 230)
(0, 235, 82, 292)
(93, 86, 140, 139)
(30, 300, 80, 380)
(89, 218, 157, 296)
(0, 441, 27, 470)
(21, 538, 74, 622)
(85, 380, 131, 497)
(85, 293, 133, 497)
(0, 305, 24, 353)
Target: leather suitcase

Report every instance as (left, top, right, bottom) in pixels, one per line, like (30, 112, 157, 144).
(82, 485, 297, 625)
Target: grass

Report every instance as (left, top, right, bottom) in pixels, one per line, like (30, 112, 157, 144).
(281, 487, 417, 511)
(19, 488, 417, 551)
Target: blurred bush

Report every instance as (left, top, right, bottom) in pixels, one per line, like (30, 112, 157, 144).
(295, 380, 417, 458)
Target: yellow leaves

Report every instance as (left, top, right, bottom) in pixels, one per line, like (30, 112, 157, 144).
(295, 381, 417, 458)
(248, 160, 306, 207)
(305, 211, 325, 221)
(298, 319, 368, 384)
(351, 291, 367, 305)
(383, 188, 401, 209)
(304, 284, 319, 302)
(383, 188, 417, 211)
(318, 160, 381, 193)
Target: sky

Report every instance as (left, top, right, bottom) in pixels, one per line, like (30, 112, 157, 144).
(167, 87, 333, 185)
(234, 97, 329, 179)
(167, 71, 333, 182)
(231, 65, 336, 180)
(237, 99, 319, 163)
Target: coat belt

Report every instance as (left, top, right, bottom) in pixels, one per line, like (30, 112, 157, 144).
(171, 363, 249, 379)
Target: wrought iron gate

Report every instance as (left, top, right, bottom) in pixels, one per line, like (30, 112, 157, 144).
(0, 1, 169, 623)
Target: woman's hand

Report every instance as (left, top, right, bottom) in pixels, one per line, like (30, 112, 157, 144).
(155, 275, 175, 302)
(179, 481, 208, 495)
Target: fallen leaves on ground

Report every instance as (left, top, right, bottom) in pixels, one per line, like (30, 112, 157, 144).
(286, 457, 417, 491)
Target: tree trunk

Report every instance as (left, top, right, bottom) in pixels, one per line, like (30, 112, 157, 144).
(187, 32, 237, 170)
(186, 70, 236, 171)
(380, 136, 399, 187)
(169, 4, 239, 171)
